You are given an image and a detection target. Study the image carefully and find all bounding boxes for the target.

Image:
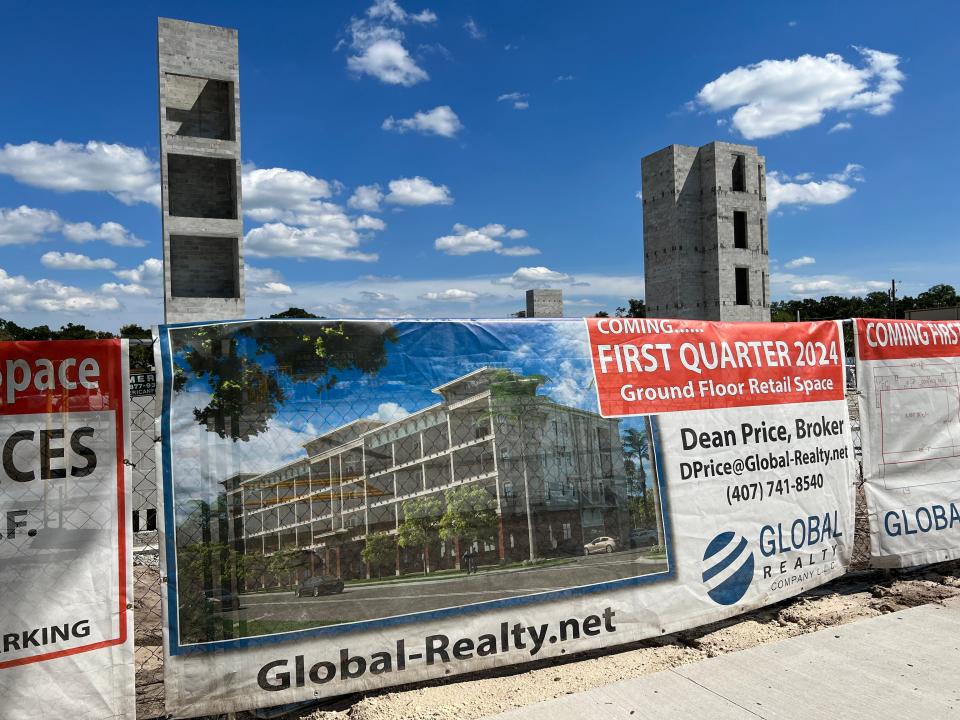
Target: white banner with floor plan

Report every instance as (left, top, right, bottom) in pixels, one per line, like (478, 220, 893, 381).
(855, 318, 960, 567)
(156, 318, 857, 717)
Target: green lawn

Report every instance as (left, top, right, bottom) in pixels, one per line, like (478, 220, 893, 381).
(345, 556, 576, 587)
(233, 618, 345, 636)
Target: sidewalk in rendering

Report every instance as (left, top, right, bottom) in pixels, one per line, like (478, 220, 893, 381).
(487, 595, 960, 720)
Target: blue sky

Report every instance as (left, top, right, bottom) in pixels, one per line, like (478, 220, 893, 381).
(1, 1, 957, 330)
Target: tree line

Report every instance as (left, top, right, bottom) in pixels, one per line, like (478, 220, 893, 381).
(593, 284, 958, 321)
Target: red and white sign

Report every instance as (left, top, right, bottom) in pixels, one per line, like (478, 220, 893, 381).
(585, 318, 845, 416)
(856, 318, 960, 361)
(0, 340, 133, 719)
(855, 318, 960, 568)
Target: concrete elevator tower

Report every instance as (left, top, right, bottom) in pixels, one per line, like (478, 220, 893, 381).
(158, 18, 245, 323)
(641, 142, 770, 322)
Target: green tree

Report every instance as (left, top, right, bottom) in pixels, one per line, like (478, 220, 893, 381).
(173, 321, 397, 441)
(269, 307, 321, 319)
(615, 299, 646, 318)
(120, 323, 154, 370)
(438, 485, 498, 553)
(622, 427, 650, 525)
(916, 284, 958, 309)
(361, 531, 397, 579)
(397, 496, 443, 574)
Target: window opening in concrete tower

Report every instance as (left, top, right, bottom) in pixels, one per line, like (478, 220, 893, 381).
(734, 211, 747, 249)
(732, 154, 746, 192)
(167, 154, 238, 219)
(164, 74, 234, 140)
(735, 267, 750, 305)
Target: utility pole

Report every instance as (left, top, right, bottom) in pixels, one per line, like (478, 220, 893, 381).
(890, 279, 898, 319)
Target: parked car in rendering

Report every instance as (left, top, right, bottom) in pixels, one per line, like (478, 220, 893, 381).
(629, 528, 659, 549)
(203, 588, 240, 612)
(583, 536, 617, 555)
(296, 575, 345, 597)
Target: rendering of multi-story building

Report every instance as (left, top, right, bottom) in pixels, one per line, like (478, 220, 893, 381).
(642, 141, 770, 322)
(237, 368, 631, 581)
(158, 18, 245, 322)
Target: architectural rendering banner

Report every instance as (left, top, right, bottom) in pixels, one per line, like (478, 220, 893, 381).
(855, 318, 960, 567)
(0, 339, 134, 720)
(156, 319, 856, 717)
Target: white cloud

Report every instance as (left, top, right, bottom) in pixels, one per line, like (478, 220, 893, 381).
(358, 290, 399, 302)
(385, 176, 453, 206)
(244, 265, 283, 285)
(410, 9, 437, 23)
(245, 223, 378, 262)
(0, 140, 159, 205)
(828, 163, 865, 183)
(382, 105, 463, 137)
(494, 266, 575, 288)
(0, 266, 121, 314)
(241, 167, 387, 261)
(252, 281, 294, 296)
(695, 48, 904, 138)
(343, 1, 433, 86)
(555, 75, 575, 82)
(41, 251, 116, 270)
(113, 258, 163, 285)
(767, 166, 861, 212)
(784, 256, 816, 269)
(0, 206, 145, 247)
(100, 282, 152, 297)
(61, 220, 146, 247)
(772, 272, 888, 297)
(829, 121, 853, 133)
(420, 288, 479, 302)
(0, 206, 61, 245)
(242, 167, 334, 224)
(434, 223, 538, 256)
(348, 184, 384, 213)
(355, 214, 386, 231)
(464, 17, 484, 39)
(367, 401, 411, 423)
(497, 92, 529, 109)
(348, 39, 428, 86)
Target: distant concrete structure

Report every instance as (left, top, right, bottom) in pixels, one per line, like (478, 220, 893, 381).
(158, 18, 245, 323)
(642, 142, 770, 322)
(525, 289, 563, 318)
(906, 307, 960, 321)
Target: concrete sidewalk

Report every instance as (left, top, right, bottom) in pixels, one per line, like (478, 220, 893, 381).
(488, 596, 960, 720)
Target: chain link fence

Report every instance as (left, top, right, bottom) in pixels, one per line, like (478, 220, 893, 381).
(128, 339, 165, 719)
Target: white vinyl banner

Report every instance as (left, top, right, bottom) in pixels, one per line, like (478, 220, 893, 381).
(855, 318, 960, 567)
(157, 319, 856, 718)
(0, 339, 134, 719)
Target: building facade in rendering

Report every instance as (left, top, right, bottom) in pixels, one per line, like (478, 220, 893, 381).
(238, 368, 631, 581)
(642, 141, 770, 321)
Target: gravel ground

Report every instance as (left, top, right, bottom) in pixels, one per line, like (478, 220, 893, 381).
(296, 561, 960, 720)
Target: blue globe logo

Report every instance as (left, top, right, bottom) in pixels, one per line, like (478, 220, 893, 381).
(702, 531, 754, 605)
